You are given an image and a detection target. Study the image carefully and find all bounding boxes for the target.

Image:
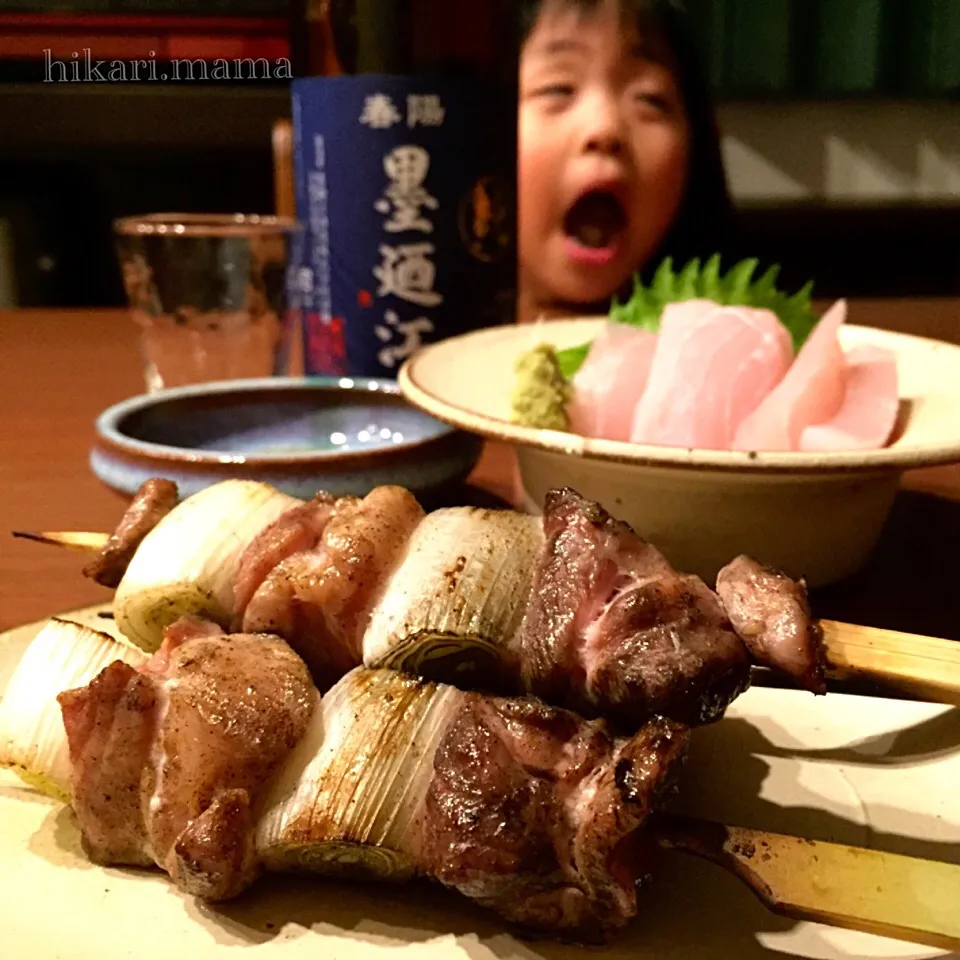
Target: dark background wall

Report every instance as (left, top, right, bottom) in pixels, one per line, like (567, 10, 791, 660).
(2, 0, 960, 308)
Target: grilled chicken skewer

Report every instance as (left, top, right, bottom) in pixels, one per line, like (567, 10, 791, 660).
(2, 617, 958, 950)
(0, 615, 688, 938)
(11, 480, 810, 729)
(21, 479, 960, 724)
(28, 492, 960, 708)
(15, 536, 954, 712)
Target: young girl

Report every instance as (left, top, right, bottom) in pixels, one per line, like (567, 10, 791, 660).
(517, 0, 732, 323)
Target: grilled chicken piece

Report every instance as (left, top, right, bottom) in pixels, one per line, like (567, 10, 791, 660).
(57, 660, 158, 866)
(258, 663, 690, 942)
(716, 554, 827, 694)
(58, 618, 316, 900)
(232, 492, 339, 617)
(81, 478, 179, 588)
(582, 572, 754, 727)
(241, 486, 424, 689)
(508, 488, 673, 700)
(423, 692, 689, 941)
(512, 488, 752, 727)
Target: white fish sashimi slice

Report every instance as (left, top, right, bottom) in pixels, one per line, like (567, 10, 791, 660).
(732, 299, 849, 452)
(629, 300, 793, 450)
(568, 323, 657, 441)
(627, 299, 717, 448)
(800, 345, 899, 451)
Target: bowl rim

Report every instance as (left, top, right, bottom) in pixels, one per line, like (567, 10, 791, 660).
(93, 376, 459, 467)
(399, 319, 960, 476)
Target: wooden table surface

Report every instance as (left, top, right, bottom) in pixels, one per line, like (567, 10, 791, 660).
(2, 303, 960, 640)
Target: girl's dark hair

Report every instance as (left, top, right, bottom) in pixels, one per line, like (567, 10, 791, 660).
(519, 0, 735, 288)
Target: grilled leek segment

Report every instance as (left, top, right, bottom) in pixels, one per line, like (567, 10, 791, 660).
(363, 507, 543, 686)
(0, 618, 146, 800)
(256, 668, 461, 881)
(113, 480, 301, 651)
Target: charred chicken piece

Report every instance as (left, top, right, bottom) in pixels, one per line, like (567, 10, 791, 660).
(81, 478, 179, 588)
(716, 554, 827, 695)
(423, 693, 688, 941)
(512, 488, 752, 727)
(257, 664, 690, 943)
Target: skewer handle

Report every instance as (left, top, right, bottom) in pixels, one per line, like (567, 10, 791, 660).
(821, 619, 960, 707)
(12, 531, 109, 551)
(659, 816, 960, 952)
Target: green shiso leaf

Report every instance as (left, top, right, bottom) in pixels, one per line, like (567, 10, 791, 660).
(555, 255, 818, 378)
(675, 257, 701, 299)
(721, 258, 759, 303)
(699, 252, 723, 295)
(556, 342, 592, 380)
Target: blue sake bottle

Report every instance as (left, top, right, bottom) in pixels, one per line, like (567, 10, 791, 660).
(289, 0, 520, 377)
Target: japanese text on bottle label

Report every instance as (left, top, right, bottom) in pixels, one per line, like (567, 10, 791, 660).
(362, 93, 444, 369)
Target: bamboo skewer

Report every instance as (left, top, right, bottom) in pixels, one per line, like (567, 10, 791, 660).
(658, 816, 960, 952)
(821, 619, 960, 707)
(12, 530, 110, 551)
(11, 530, 960, 707)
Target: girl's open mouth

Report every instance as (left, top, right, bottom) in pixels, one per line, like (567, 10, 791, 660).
(563, 189, 628, 254)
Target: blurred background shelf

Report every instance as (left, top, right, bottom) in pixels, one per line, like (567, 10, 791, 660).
(0, 85, 284, 308)
(689, 0, 960, 99)
(0, 84, 287, 149)
(0, 2, 288, 15)
(0, 9, 291, 81)
(2, 0, 960, 310)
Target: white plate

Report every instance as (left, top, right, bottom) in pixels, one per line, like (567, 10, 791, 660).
(2, 607, 959, 960)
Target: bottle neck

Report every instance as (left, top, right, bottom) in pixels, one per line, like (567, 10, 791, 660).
(328, 0, 519, 79)
(291, 0, 344, 77)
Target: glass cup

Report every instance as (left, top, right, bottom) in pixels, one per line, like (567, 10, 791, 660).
(114, 213, 303, 392)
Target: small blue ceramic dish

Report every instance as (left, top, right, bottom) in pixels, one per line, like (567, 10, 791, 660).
(91, 377, 484, 501)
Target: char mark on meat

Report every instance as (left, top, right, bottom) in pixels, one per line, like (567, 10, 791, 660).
(514, 488, 751, 728)
(82, 478, 179, 588)
(169, 788, 259, 900)
(716, 555, 827, 694)
(422, 691, 689, 942)
(584, 575, 752, 726)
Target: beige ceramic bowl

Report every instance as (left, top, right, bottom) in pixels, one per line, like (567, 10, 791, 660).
(399, 318, 960, 587)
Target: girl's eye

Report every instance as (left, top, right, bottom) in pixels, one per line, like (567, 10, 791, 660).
(536, 83, 576, 100)
(634, 91, 674, 114)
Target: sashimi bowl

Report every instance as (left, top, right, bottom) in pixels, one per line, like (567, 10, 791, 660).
(399, 318, 960, 587)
